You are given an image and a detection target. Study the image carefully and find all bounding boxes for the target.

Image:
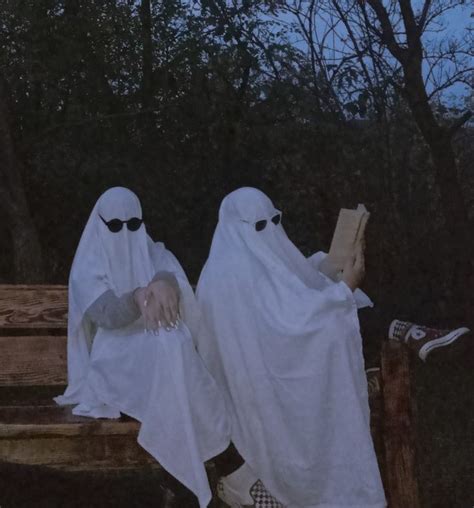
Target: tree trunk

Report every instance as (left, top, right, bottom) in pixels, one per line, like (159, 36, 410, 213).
(0, 78, 44, 283)
(401, 50, 471, 237)
(396, 45, 473, 320)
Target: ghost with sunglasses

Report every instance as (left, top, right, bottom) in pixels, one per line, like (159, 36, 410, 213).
(55, 187, 230, 508)
(196, 188, 386, 508)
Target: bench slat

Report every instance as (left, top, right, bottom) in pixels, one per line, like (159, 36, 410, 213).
(0, 336, 67, 386)
(0, 435, 156, 469)
(0, 405, 140, 438)
(0, 285, 67, 329)
(0, 386, 64, 407)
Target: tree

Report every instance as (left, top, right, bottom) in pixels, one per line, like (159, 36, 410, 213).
(279, 0, 473, 317)
(358, 0, 472, 220)
(0, 77, 44, 282)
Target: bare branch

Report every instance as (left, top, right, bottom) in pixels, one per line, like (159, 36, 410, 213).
(364, 0, 407, 63)
(398, 0, 421, 54)
(418, 0, 432, 32)
(428, 67, 474, 100)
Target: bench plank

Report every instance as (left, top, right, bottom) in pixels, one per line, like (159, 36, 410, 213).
(0, 386, 64, 407)
(0, 405, 141, 438)
(0, 435, 156, 469)
(0, 285, 67, 329)
(381, 341, 420, 508)
(0, 336, 67, 386)
(0, 403, 154, 469)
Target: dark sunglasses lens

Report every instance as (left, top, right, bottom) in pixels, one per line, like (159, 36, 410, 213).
(255, 220, 267, 232)
(107, 219, 123, 233)
(127, 218, 143, 231)
(271, 214, 281, 225)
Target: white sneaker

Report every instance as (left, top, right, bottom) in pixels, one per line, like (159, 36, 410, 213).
(216, 463, 285, 507)
(217, 478, 285, 507)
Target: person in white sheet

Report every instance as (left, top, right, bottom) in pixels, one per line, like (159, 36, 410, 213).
(195, 187, 387, 508)
(55, 187, 230, 508)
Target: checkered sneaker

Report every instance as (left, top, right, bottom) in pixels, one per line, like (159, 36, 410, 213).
(388, 319, 470, 361)
(217, 477, 285, 508)
(249, 480, 284, 508)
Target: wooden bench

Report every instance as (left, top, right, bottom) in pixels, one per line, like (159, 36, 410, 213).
(0, 285, 156, 471)
(0, 285, 420, 506)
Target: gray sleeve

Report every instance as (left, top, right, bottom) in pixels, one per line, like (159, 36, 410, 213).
(85, 289, 141, 330)
(152, 271, 180, 291)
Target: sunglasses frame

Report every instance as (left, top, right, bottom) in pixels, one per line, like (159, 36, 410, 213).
(99, 214, 143, 233)
(241, 212, 282, 232)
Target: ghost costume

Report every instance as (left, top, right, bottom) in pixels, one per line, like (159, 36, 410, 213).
(195, 188, 386, 508)
(55, 187, 230, 508)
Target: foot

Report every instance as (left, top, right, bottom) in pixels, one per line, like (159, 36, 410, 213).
(249, 480, 284, 508)
(388, 319, 470, 361)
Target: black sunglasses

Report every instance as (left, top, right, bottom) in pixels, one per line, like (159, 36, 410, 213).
(100, 214, 143, 233)
(242, 213, 282, 232)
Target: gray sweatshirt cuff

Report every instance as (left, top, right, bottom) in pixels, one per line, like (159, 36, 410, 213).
(85, 272, 179, 330)
(85, 289, 141, 330)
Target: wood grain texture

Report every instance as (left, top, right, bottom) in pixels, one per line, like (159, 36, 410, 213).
(0, 285, 67, 329)
(0, 335, 67, 386)
(0, 405, 141, 438)
(0, 386, 64, 406)
(381, 341, 420, 508)
(0, 435, 157, 469)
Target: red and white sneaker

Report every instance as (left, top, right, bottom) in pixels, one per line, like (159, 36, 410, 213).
(388, 319, 470, 361)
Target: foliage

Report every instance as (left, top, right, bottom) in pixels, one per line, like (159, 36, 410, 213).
(0, 0, 472, 319)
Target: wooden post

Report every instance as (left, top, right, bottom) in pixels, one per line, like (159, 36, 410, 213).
(381, 340, 421, 507)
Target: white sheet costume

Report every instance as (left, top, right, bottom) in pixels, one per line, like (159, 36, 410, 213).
(196, 188, 386, 508)
(55, 187, 230, 508)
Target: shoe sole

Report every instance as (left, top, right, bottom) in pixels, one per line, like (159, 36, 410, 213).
(418, 327, 470, 361)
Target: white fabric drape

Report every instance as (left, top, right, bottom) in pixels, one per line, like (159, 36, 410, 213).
(55, 187, 230, 507)
(195, 187, 386, 508)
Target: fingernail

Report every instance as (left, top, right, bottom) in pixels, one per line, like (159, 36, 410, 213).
(158, 320, 162, 328)
(144, 299, 148, 307)
(165, 327, 171, 332)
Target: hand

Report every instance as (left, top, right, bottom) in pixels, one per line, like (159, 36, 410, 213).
(144, 279, 180, 331)
(133, 286, 159, 332)
(318, 256, 340, 281)
(342, 244, 365, 291)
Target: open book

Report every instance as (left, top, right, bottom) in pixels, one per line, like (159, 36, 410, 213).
(327, 204, 369, 274)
